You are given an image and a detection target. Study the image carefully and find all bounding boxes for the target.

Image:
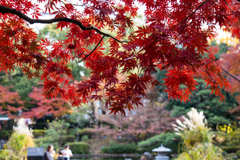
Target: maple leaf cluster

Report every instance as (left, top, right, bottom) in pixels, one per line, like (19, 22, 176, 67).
(0, 0, 239, 114)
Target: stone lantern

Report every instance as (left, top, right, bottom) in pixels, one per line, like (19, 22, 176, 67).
(152, 144, 172, 160)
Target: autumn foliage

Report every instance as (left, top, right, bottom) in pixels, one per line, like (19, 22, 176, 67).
(22, 87, 71, 119)
(0, 85, 24, 118)
(0, 0, 240, 114)
(0, 85, 70, 119)
(92, 101, 176, 144)
(220, 44, 240, 118)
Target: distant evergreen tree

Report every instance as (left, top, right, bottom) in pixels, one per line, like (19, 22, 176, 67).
(154, 69, 238, 129)
(166, 79, 238, 129)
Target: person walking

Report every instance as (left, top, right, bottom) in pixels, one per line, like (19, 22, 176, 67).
(62, 145, 73, 160)
(43, 144, 54, 160)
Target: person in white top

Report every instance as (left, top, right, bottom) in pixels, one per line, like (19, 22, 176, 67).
(62, 145, 73, 160)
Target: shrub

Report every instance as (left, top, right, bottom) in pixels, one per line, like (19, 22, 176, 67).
(62, 135, 75, 144)
(226, 129, 240, 146)
(3, 119, 35, 159)
(34, 136, 52, 149)
(0, 130, 12, 140)
(81, 135, 89, 141)
(138, 132, 180, 154)
(7, 132, 35, 156)
(109, 140, 116, 146)
(78, 129, 92, 138)
(0, 149, 21, 160)
(32, 129, 45, 138)
(101, 144, 137, 154)
(67, 142, 90, 154)
(221, 146, 240, 153)
(174, 108, 224, 160)
(236, 150, 240, 158)
(45, 120, 70, 149)
(176, 143, 224, 160)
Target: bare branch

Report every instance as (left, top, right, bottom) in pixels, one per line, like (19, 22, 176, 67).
(0, 5, 127, 43)
(79, 36, 105, 63)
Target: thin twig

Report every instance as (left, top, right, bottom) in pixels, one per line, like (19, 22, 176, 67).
(0, 5, 127, 43)
(79, 36, 105, 63)
(0, 17, 16, 47)
(171, 0, 209, 30)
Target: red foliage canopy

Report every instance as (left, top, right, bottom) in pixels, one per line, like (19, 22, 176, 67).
(0, 85, 24, 118)
(0, 0, 239, 114)
(22, 87, 71, 119)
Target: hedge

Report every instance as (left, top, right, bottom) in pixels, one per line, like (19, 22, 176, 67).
(138, 132, 180, 154)
(32, 130, 45, 138)
(101, 144, 138, 154)
(236, 150, 240, 158)
(78, 128, 93, 139)
(67, 142, 90, 154)
(34, 136, 52, 147)
(221, 146, 240, 153)
(62, 135, 75, 145)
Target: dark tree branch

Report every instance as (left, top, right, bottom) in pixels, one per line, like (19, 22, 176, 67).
(0, 17, 16, 46)
(215, 58, 240, 84)
(171, 0, 209, 30)
(79, 35, 105, 63)
(0, 5, 127, 43)
(222, 67, 240, 83)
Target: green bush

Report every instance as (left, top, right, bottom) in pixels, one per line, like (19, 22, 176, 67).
(0, 130, 12, 140)
(109, 140, 116, 146)
(236, 150, 240, 158)
(6, 132, 35, 158)
(78, 129, 92, 139)
(221, 146, 240, 153)
(101, 144, 137, 154)
(0, 149, 21, 160)
(33, 129, 45, 138)
(176, 143, 224, 160)
(34, 136, 52, 149)
(138, 132, 181, 154)
(81, 135, 89, 141)
(226, 129, 240, 146)
(62, 135, 75, 144)
(67, 142, 90, 154)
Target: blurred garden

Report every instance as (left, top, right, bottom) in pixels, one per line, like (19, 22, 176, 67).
(1, 1, 240, 159)
(2, 33, 240, 159)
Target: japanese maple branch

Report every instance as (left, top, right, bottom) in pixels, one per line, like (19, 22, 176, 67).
(79, 36, 105, 63)
(215, 58, 240, 83)
(222, 67, 240, 83)
(0, 5, 126, 43)
(0, 17, 16, 47)
(171, 0, 209, 30)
